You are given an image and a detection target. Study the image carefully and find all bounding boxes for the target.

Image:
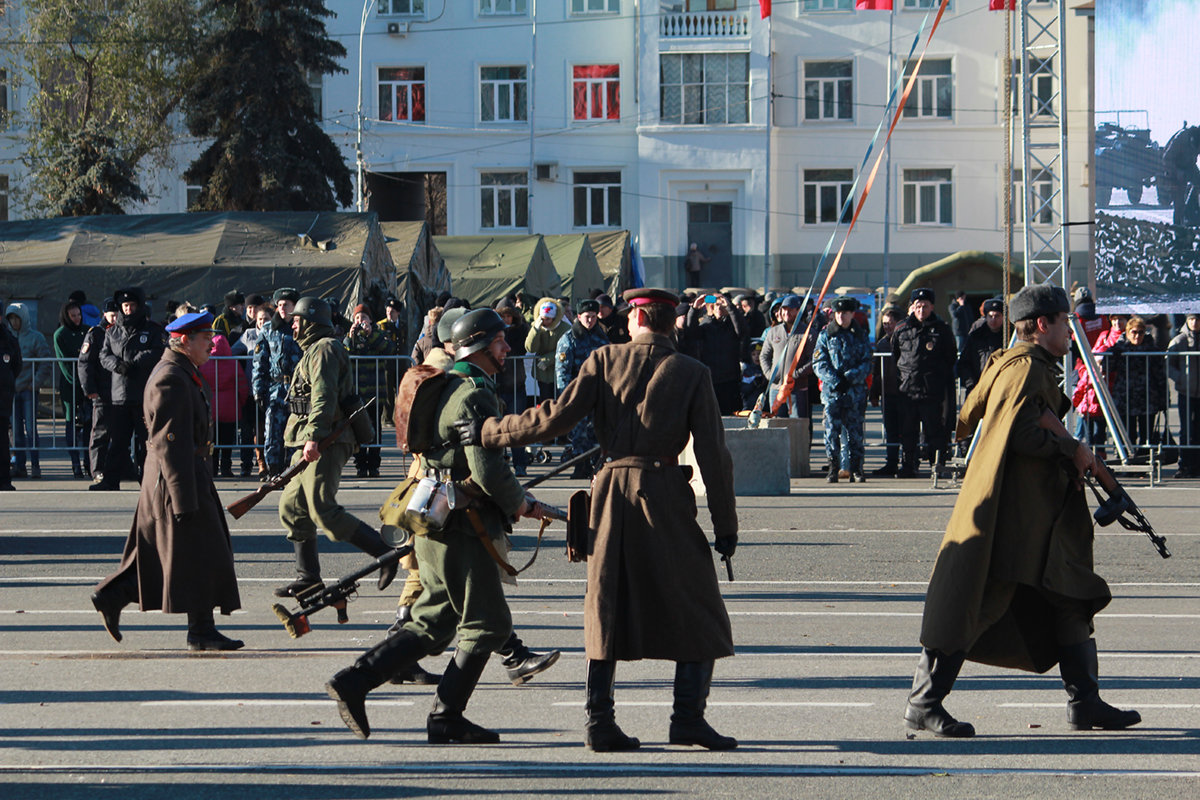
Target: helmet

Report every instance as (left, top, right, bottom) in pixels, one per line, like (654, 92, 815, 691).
(292, 297, 332, 328)
(436, 307, 469, 343)
(451, 309, 507, 360)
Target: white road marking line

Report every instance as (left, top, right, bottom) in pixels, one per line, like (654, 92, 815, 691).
(3, 649, 1199, 659)
(7, 577, 1200, 588)
(140, 699, 414, 707)
(552, 701, 873, 708)
(999, 703, 1200, 709)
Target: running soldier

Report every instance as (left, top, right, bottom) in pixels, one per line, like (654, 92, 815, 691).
(812, 296, 872, 483)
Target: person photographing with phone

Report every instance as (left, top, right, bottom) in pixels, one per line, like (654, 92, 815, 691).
(685, 291, 747, 415)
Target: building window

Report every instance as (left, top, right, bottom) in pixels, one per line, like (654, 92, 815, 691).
(902, 168, 952, 225)
(573, 0, 619, 12)
(1011, 168, 1054, 225)
(804, 61, 852, 122)
(902, 0, 948, 8)
(1010, 56, 1054, 118)
(481, 171, 528, 229)
(481, 66, 528, 122)
(678, 1, 736, 8)
(801, 0, 853, 9)
(0, 176, 10, 221)
(803, 169, 854, 225)
(379, 67, 426, 122)
(480, 0, 526, 13)
(185, 183, 202, 211)
(573, 172, 621, 228)
(660, 53, 749, 125)
(306, 69, 323, 120)
(378, 0, 424, 14)
(902, 58, 952, 119)
(573, 65, 620, 121)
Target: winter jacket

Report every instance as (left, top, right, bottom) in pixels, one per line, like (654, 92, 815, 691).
(98, 291, 167, 406)
(199, 335, 250, 423)
(525, 298, 570, 385)
(1109, 334, 1167, 416)
(1168, 327, 1200, 398)
(344, 324, 392, 401)
(4, 303, 52, 394)
(891, 312, 956, 401)
(555, 319, 609, 391)
(77, 324, 112, 400)
(685, 306, 746, 385)
(869, 331, 900, 403)
(0, 321, 20, 406)
(957, 317, 1005, 395)
(53, 303, 89, 397)
(812, 319, 872, 403)
(1072, 327, 1121, 418)
(252, 316, 302, 403)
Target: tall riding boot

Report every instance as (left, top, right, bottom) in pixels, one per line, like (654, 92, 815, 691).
(91, 570, 139, 642)
(347, 522, 399, 591)
(1059, 639, 1141, 730)
(327, 628, 428, 739)
(385, 605, 439, 686)
(585, 659, 639, 752)
(669, 661, 737, 750)
(427, 648, 499, 744)
(904, 648, 975, 737)
(186, 609, 244, 651)
(496, 630, 561, 685)
(273, 539, 323, 598)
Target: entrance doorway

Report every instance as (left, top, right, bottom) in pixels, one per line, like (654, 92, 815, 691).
(685, 202, 733, 288)
(365, 171, 447, 234)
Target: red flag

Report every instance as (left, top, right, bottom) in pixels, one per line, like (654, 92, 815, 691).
(759, 0, 770, 17)
(855, 0, 893, 9)
(989, 0, 1015, 9)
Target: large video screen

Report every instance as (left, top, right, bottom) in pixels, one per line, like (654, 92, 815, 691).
(1095, 0, 1200, 313)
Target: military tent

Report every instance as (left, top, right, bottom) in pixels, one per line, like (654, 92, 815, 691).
(0, 211, 397, 341)
(542, 233, 606, 307)
(434, 234, 562, 309)
(888, 250, 1024, 311)
(587, 230, 633, 296)
(381, 220, 451, 352)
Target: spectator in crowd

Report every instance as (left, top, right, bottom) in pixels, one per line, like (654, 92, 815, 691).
(68, 290, 101, 330)
(893, 288, 956, 478)
(411, 306, 444, 365)
(244, 294, 265, 329)
(958, 297, 1006, 397)
(685, 293, 746, 416)
(494, 298, 530, 476)
(1168, 313, 1200, 478)
(759, 295, 815, 419)
(525, 297, 569, 403)
(253, 288, 301, 480)
(870, 306, 904, 476)
(5, 302, 52, 479)
(377, 297, 406, 424)
(737, 293, 767, 340)
(1072, 314, 1123, 459)
(234, 302, 272, 479)
(683, 242, 710, 285)
(948, 290, 975, 353)
(95, 287, 167, 491)
(596, 294, 629, 344)
(813, 296, 872, 483)
(199, 334, 250, 479)
(213, 291, 247, 343)
(0, 309, 20, 490)
(556, 298, 610, 477)
(53, 300, 90, 478)
(79, 300, 117, 484)
(1108, 316, 1167, 450)
(327, 297, 351, 338)
(344, 303, 392, 478)
(1073, 287, 1108, 350)
(740, 338, 767, 412)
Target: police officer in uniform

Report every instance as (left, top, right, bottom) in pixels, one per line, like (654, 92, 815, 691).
(253, 288, 302, 479)
(812, 296, 873, 483)
(0, 312, 20, 490)
(892, 288, 957, 478)
(325, 308, 547, 743)
(274, 297, 399, 599)
(958, 297, 1006, 397)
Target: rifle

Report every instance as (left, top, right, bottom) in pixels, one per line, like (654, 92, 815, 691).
(271, 542, 413, 638)
(226, 398, 376, 520)
(1037, 409, 1170, 559)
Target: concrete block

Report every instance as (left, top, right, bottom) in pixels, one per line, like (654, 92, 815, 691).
(682, 426, 790, 497)
(722, 416, 810, 478)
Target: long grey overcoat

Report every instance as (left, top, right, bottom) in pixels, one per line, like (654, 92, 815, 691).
(482, 332, 736, 662)
(95, 348, 241, 615)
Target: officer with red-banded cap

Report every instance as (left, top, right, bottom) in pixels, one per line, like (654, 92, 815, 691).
(458, 287, 739, 752)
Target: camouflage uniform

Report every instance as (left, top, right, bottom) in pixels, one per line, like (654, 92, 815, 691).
(812, 319, 872, 474)
(253, 318, 302, 475)
(555, 320, 609, 462)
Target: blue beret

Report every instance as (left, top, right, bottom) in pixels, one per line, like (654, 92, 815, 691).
(166, 311, 216, 336)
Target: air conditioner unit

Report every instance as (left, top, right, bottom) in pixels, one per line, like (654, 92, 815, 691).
(386, 22, 407, 37)
(535, 162, 558, 182)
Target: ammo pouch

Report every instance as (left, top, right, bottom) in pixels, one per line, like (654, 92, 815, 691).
(287, 396, 311, 415)
(566, 490, 590, 563)
(340, 394, 377, 445)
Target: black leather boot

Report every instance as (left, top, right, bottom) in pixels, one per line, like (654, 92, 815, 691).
(186, 609, 244, 651)
(427, 648, 499, 744)
(585, 659, 639, 752)
(327, 629, 427, 739)
(91, 570, 139, 643)
(1059, 639, 1141, 730)
(897, 452, 918, 479)
(496, 631, 561, 685)
(904, 648, 975, 737)
(826, 458, 839, 483)
(669, 661, 737, 750)
(347, 522, 399, 591)
(850, 454, 865, 484)
(273, 539, 323, 598)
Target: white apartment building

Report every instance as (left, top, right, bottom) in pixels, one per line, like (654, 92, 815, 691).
(0, 0, 1092, 296)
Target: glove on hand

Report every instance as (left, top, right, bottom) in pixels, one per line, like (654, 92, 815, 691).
(114, 361, 131, 375)
(835, 376, 850, 392)
(714, 534, 738, 558)
(452, 417, 484, 447)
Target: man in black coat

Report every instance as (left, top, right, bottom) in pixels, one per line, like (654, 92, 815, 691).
(958, 297, 1006, 397)
(78, 300, 118, 484)
(94, 287, 167, 491)
(893, 288, 957, 477)
(685, 293, 747, 415)
(0, 310, 22, 490)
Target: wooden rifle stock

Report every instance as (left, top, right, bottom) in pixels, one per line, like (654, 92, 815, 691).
(225, 398, 376, 520)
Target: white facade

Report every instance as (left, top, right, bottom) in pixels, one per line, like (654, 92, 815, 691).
(0, 0, 1091, 296)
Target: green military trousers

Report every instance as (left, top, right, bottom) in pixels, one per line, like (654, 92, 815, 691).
(403, 524, 513, 656)
(278, 442, 363, 542)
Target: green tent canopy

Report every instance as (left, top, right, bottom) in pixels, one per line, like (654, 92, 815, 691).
(542, 233, 606, 307)
(381, 220, 451, 351)
(889, 250, 1024, 310)
(433, 234, 562, 309)
(586, 229, 632, 296)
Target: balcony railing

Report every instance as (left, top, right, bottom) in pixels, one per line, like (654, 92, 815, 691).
(660, 10, 750, 39)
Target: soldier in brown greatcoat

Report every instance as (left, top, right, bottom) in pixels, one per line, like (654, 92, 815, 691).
(90, 311, 243, 651)
(458, 288, 738, 753)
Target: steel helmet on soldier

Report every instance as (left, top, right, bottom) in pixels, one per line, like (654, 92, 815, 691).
(292, 297, 332, 328)
(451, 308, 508, 360)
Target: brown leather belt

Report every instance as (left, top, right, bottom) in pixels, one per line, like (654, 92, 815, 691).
(601, 455, 678, 470)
